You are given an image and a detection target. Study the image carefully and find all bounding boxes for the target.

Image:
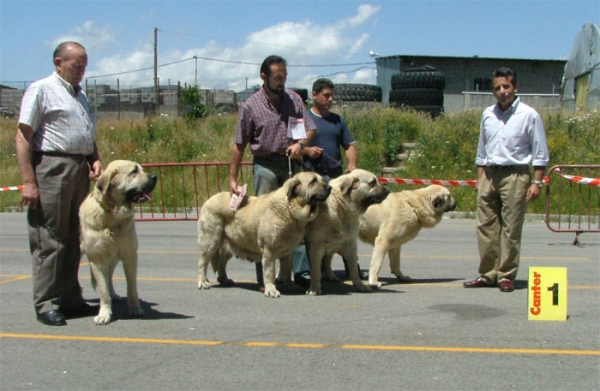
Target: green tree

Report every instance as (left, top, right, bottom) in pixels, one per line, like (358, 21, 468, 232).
(181, 86, 207, 120)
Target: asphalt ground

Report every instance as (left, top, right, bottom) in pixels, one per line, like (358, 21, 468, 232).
(0, 212, 599, 391)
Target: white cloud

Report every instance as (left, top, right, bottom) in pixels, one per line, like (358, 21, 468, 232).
(49, 20, 114, 53)
(85, 5, 380, 91)
(336, 4, 381, 28)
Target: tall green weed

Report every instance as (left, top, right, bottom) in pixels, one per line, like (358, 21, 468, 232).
(1, 108, 598, 215)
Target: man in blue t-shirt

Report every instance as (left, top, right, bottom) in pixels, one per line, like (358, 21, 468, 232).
(293, 78, 367, 283)
(303, 78, 357, 181)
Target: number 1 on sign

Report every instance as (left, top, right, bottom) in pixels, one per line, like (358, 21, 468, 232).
(528, 267, 568, 321)
(548, 283, 559, 306)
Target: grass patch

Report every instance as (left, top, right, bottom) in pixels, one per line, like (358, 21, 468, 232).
(1, 108, 598, 215)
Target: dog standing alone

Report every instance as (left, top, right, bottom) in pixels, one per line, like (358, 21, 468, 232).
(79, 160, 157, 325)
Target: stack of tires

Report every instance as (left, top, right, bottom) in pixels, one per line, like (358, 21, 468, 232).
(389, 65, 445, 117)
(291, 88, 309, 103)
(333, 83, 382, 102)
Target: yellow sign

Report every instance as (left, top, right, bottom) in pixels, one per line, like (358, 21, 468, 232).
(528, 267, 568, 321)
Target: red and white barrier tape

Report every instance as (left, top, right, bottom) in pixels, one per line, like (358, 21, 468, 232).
(377, 177, 477, 187)
(1, 170, 597, 192)
(0, 185, 23, 192)
(554, 169, 600, 187)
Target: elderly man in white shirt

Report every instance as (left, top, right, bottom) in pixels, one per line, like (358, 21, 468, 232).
(464, 67, 549, 293)
(16, 41, 103, 326)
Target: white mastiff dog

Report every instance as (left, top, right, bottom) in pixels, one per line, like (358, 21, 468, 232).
(79, 160, 157, 325)
(306, 169, 390, 296)
(359, 185, 457, 288)
(197, 172, 331, 298)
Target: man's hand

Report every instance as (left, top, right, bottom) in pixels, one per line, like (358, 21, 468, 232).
(89, 160, 103, 181)
(21, 182, 39, 209)
(286, 143, 304, 160)
(303, 146, 323, 159)
(230, 179, 241, 196)
(526, 183, 542, 202)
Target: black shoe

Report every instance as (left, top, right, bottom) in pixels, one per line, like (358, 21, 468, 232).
(294, 272, 311, 290)
(61, 303, 99, 318)
(36, 310, 67, 326)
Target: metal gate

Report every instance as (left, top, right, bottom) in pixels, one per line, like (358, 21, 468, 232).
(136, 161, 252, 221)
(544, 164, 600, 245)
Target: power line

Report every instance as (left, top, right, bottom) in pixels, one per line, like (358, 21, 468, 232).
(86, 55, 374, 80)
(192, 55, 372, 67)
(87, 57, 195, 79)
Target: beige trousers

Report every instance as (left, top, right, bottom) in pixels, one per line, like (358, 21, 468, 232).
(476, 165, 530, 284)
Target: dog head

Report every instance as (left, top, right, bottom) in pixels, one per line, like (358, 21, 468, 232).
(332, 169, 390, 211)
(420, 185, 457, 214)
(94, 160, 157, 207)
(285, 171, 332, 221)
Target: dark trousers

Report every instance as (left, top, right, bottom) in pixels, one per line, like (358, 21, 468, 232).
(28, 153, 90, 313)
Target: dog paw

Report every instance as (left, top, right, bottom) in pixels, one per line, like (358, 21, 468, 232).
(263, 289, 281, 298)
(368, 280, 382, 289)
(94, 312, 112, 325)
(306, 288, 320, 296)
(198, 281, 212, 290)
(263, 284, 281, 298)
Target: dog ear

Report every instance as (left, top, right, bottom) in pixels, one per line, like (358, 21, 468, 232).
(95, 173, 111, 195)
(286, 177, 301, 199)
(95, 170, 118, 196)
(339, 176, 357, 195)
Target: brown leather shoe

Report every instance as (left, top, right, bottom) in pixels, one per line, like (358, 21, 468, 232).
(463, 277, 492, 288)
(498, 279, 515, 292)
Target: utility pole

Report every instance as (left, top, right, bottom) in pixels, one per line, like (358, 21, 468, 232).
(194, 54, 198, 87)
(154, 27, 159, 115)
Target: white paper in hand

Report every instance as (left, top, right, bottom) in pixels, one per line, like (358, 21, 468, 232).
(229, 184, 247, 211)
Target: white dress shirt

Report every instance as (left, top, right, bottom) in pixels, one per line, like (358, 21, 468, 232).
(476, 97, 549, 167)
(18, 72, 96, 156)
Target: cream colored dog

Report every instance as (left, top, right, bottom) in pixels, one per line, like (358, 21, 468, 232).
(358, 185, 457, 288)
(79, 160, 157, 325)
(197, 172, 331, 298)
(306, 169, 390, 296)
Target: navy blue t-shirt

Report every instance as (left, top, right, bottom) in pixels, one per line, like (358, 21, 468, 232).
(306, 110, 355, 175)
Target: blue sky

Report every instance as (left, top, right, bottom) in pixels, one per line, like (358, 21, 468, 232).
(0, 0, 598, 92)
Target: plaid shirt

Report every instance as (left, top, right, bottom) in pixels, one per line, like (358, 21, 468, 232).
(235, 88, 316, 157)
(18, 72, 96, 156)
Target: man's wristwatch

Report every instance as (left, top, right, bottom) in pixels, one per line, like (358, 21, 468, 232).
(298, 142, 305, 150)
(532, 180, 545, 187)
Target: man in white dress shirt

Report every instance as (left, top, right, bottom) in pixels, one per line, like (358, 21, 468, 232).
(463, 67, 549, 293)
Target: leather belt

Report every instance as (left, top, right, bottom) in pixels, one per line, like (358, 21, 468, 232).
(487, 165, 518, 170)
(34, 151, 86, 161)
